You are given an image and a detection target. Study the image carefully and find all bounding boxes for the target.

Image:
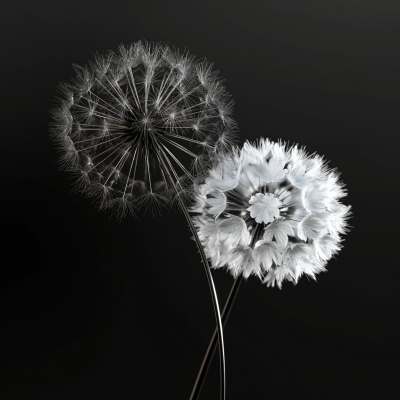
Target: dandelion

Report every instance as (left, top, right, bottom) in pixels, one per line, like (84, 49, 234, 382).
(50, 40, 237, 400)
(189, 138, 351, 400)
(193, 137, 351, 287)
(50, 40, 237, 218)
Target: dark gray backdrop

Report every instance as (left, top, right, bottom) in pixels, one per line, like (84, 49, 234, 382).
(1, 1, 399, 399)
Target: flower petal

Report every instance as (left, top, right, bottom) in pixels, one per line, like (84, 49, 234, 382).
(228, 245, 259, 278)
(253, 157, 286, 184)
(254, 241, 282, 271)
(262, 265, 294, 288)
(312, 234, 341, 261)
(287, 160, 318, 188)
(206, 155, 241, 191)
(302, 183, 327, 213)
(298, 214, 327, 241)
(218, 215, 249, 247)
(206, 189, 227, 218)
(215, 240, 235, 267)
(194, 216, 219, 244)
(247, 193, 282, 224)
(321, 202, 352, 239)
(282, 242, 312, 266)
(263, 219, 294, 249)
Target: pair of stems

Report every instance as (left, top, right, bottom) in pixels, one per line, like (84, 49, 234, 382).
(189, 230, 259, 399)
(189, 275, 243, 400)
(155, 144, 226, 400)
(156, 140, 248, 400)
(182, 238, 247, 400)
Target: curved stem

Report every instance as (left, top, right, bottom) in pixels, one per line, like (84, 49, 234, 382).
(190, 233, 259, 400)
(154, 143, 226, 400)
(189, 275, 243, 400)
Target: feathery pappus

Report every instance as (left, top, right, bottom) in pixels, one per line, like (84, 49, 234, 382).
(50, 40, 238, 218)
(192, 138, 352, 288)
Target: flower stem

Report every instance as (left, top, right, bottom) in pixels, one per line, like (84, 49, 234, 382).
(189, 275, 243, 400)
(154, 142, 226, 400)
(189, 234, 258, 400)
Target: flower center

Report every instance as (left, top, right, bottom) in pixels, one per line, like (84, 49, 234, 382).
(247, 192, 282, 225)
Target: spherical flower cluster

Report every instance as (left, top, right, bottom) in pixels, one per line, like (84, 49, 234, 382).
(192, 138, 351, 288)
(50, 40, 237, 218)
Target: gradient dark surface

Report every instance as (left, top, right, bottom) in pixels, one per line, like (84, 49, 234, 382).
(1, 1, 399, 399)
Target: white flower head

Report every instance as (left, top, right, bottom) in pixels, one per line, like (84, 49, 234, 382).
(193, 138, 351, 288)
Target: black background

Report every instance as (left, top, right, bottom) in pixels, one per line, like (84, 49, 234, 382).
(1, 1, 399, 399)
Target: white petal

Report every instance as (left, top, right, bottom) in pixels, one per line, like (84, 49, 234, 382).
(216, 241, 235, 267)
(298, 214, 327, 241)
(206, 155, 241, 192)
(271, 141, 288, 161)
(228, 245, 259, 278)
(263, 265, 293, 288)
(199, 183, 216, 196)
(322, 202, 352, 239)
(206, 189, 227, 218)
(287, 160, 316, 188)
(263, 219, 294, 249)
(239, 155, 261, 189)
(303, 157, 323, 175)
(296, 257, 326, 280)
(190, 197, 206, 213)
(206, 177, 240, 192)
(302, 184, 327, 213)
(312, 234, 341, 261)
(195, 216, 219, 244)
(282, 242, 312, 265)
(254, 241, 282, 271)
(242, 140, 264, 160)
(253, 157, 286, 184)
(218, 215, 249, 247)
(255, 138, 273, 159)
(247, 193, 282, 224)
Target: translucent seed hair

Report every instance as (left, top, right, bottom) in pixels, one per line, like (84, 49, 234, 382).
(50, 40, 238, 219)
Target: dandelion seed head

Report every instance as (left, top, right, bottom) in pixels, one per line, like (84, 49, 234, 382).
(50, 40, 237, 218)
(192, 138, 352, 288)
